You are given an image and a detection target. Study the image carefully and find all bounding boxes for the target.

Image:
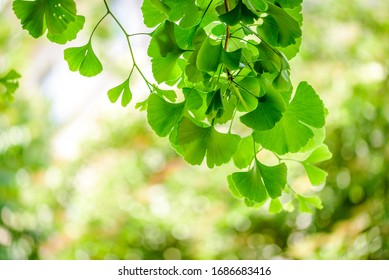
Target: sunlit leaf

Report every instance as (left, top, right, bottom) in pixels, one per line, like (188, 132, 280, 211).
(253, 82, 325, 154)
(0, 70, 21, 105)
(107, 78, 132, 107)
(13, 0, 83, 43)
(297, 195, 323, 213)
(147, 94, 185, 137)
(240, 89, 286, 131)
(228, 159, 287, 203)
(232, 136, 256, 169)
(64, 42, 103, 77)
(177, 117, 240, 168)
(47, 15, 85, 44)
(302, 145, 332, 185)
(257, 3, 301, 47)
(218, 0, 258, 26)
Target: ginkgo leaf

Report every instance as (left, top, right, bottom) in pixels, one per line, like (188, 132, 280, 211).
(257, 3, 301, 47)
(269, 198, 283, 214)
(177, 117, 240, 168)
(242, 0, 268, 13)
(141, 0, 167, 28)
(218, 0, 258, 26)
(273, 0, 302, 9)
(64, 42, 103, 77)
(147, 94, 185, 137)
(303, 165, 328, 186)
(46, 15, 85, 44)
(240, 89, 286, 131)
(232, 136, 257, 169)
(196, 38, 242, 72)
(13, 0, 82, 41)
(253, 82, 325, 155)
(107, 78, 132, 107)
(151, 54, 183, 84)
(163, 0, 201, 28)
(302, 144, 332, 185)
(0, 70, 21, 104)
(297, 195, 323, 213)
(228, 159, 287, 204)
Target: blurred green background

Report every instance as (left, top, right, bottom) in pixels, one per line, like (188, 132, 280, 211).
(0, 0, 388, 259)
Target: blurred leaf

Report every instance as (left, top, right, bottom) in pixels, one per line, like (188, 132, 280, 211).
(0, 70, 21, 105)
(297, 195, 323, 213)
(269, 198, 283, 214)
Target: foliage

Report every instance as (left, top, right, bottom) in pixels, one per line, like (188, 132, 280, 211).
(1, 0, 388, 260)
(9, 0, 331, 210)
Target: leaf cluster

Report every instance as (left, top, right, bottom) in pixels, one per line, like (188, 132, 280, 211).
(10, 0, 332, 211)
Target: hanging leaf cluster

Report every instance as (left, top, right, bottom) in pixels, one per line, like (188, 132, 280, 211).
(11, 0, 332, 212)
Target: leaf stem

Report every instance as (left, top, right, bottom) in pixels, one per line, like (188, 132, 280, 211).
(103, 0, 152, 91)
(89, 12, 109, 42)
(231, 83, 250, 111)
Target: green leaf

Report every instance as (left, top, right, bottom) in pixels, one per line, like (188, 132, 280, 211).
(13, 0, 46, 38)
(163, 0, 201, 28)
(302, 145, 332, 185)
(46, 15, 85, 44)
(240, 89, 286, 131)
(242, 0, 268, 13)
(177, 117, 240, 168)
(303, 165, 328, 186)
(257, 160, 287, 198)
(147, 94, 185, 137)
(196, 38, 221, 72)
(107, 78, 132, 107)
(227, 175, 244, 199)
(253, 41, 282, 74)
(154, 88, 177, 102)
(297, 195, 323, 213)
(232, 136, 256, 169)
(13, 0, 82, 41)
(257, 3, 301, 47)
(218, 0, 258, 26)
(269, 198, 283, 214)
(272, 0, 303, 9)
(229, 159, 287, 203)
(304, 144, 332, 163)
(0, 70, 21, 105)
(148, 21, 184, 57)
(253, 82, 326, 155)
(148, 21, 185, 84)
(151, 54, 182, 84)
(229, 166, 268, 203)
(141, 0, 167, 28)
(64, 42, 103, 77)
